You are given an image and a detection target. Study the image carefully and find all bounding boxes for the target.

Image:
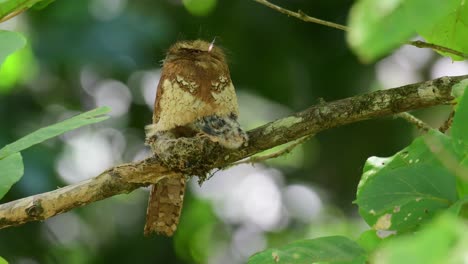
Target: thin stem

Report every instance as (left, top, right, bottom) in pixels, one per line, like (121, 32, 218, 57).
(233, 135, 312, 166)
(408, 40, 468, 59)
(395, 112, 431, 132)
(439, 110, 455, 133)
(252, 0, 348, 31)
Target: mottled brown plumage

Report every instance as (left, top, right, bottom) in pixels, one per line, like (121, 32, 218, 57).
(144, 40, 247, 236)
(151, 40, 239, 133)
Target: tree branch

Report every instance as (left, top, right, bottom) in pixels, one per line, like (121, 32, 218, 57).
(0, 75, 465, 229)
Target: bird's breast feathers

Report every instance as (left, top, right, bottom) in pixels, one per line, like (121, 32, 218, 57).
(153, 74, 239, 132)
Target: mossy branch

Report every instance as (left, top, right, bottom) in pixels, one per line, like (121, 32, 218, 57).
(0, 75, 465, 229)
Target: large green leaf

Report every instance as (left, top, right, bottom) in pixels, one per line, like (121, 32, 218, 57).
(0, 106, 111, 159)
(347, 0, 461, 62)
(0, 30, 25, 67)
(0, 256, 8, 264)
(0, 152, 23, 200)
(370, 214, 468, 264)
(418, 2, 468, 61)
(356, 130, 459, 232)
(248, 236, 367, 264)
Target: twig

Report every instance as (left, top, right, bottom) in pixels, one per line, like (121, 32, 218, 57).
(395, 112, 431, 132)
(0, 75, 464, 229)
(252, 0, 467, 60)
(233, 135, 311, 166)
(409, 41, 468, 59)
(439, 109, 455, 133)
(252, 0, 348, 31)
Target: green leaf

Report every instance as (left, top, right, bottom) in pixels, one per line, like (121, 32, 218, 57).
(356, 230, 384, 253)
(31, 0, 55, 10)
(447, 196, 468, 218)
(0, 0, 43, 21)
(0, 43, 37, 94)
(174, 199, 218, 263)
(370, 213, 468, 264)
(0, 256, 8, 264)
(451, 78, 468, 99)
(0, 152, 23, 200)
(182, 0, 217, 16)
(347, 0, 461, 62)
(456, 177, 468, 199)
(356, 130, 458, 232)
(0, 107, 111, 159)
(0, 30, 26, 67)
(451, 82, 468, 156)
(418, 2, 468, 61)
(248, 236, 367, 264)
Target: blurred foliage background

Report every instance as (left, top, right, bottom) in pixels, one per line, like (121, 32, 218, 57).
(0, 0, 467, 263)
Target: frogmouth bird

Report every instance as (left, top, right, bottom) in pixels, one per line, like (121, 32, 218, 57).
(144, 40, 248, 236)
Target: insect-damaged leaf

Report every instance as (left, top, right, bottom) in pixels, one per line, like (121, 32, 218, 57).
(356, 130, 459, 232)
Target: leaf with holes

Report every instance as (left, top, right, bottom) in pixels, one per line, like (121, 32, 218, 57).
(248, 236, 367, 264)
(356, 130, 459, 232)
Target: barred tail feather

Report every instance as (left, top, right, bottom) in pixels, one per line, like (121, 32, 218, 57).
(144, 175, 186, 236)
